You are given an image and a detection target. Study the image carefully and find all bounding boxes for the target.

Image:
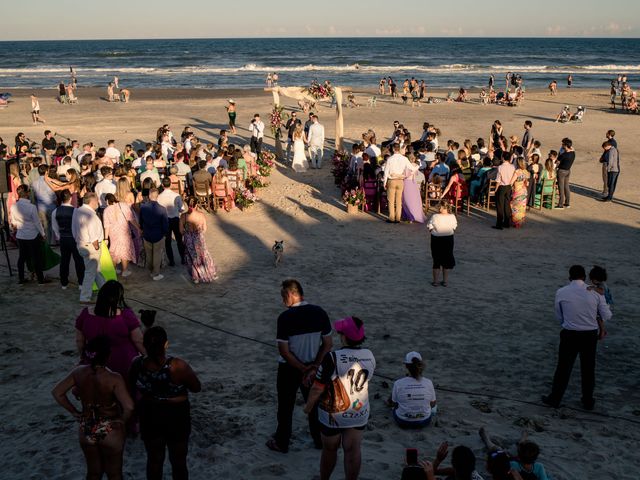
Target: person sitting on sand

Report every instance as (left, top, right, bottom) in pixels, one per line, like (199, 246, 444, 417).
(569, 106, 585, 122)
(455, 88, 468, 102)
(480, 89, 488, 104)
(120, 88, 130, 103)
(479, 427, 549, 480)
(431, 442, 485, 480)
(554, 105, 570, 123)
(52, 336, 134, 480)
(389, 351, 436, 428)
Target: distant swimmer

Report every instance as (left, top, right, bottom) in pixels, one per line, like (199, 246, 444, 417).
(354, 63, 360, 70)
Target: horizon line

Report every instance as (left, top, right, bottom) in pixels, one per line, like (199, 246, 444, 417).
(1, 35, 639, 42)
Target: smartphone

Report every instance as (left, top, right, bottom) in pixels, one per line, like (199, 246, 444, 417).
(406, 448, 418, 466)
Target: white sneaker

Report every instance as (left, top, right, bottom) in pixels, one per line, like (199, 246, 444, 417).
(152, 274, 164, 281)
(61, 285, 68, 290)
(121, 270, 132, 278)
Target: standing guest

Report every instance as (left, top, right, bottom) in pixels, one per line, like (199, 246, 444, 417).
(266, 279, 332, 453)
(383, 144, 411, 224)
(139, 188, 169, 281)
(304, 112, 315, 137)
(72, 193, 106, 303)
(249, 113, 265, 157)
(307, 115, 325, 169)
(41, 130, 57, 165)
(52, 189, 85, 289)
(10, 185, 48, 285)
(599, 141, 620, 202)
(493, 152, 516, 230)
(510, 158, 530, 228)
(180, 197, 218, 283)
(95, 166, 117, 211)
(31, 94, 45, 124)
(158, 178, 185, 267)
(31, 164, 57, 241)
(52, 336, 134, 480)
(226, 99, 237, 134)
(401, 155, 425, 223)
(304, 316, 375, 480)
(103, 193, 139, 278)
(556, 138, 575, 209)
(285, 111, 302, 163)
(521, 121, 534, 158)
(427, 201, 457, 287)
(390, 351, 437, 428)
(542, 265, 612, 410)
(600, 130, 617, 197)
(75, 281, 145, 378)
(129, 326, 201, 480)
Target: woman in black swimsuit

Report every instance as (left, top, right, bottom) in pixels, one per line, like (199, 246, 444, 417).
(129, 326, 201, 480)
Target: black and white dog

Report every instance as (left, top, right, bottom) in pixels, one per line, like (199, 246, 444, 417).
(272, 240, 284, 267)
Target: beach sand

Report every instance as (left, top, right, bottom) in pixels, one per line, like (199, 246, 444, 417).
(0, 87, 639, 479)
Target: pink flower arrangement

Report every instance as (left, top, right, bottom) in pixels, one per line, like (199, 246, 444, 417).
(342, 188, 365, 206)
(269, 105, 288, 136)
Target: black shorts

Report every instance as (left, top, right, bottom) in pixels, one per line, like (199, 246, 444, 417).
(139, 400, 191, 442)
(320, 423, 365, 437)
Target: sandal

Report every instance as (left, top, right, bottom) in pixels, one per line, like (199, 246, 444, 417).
(431, 282, 438, 287)
(265, 438, 287, 454)
(440, 281, 448, 287)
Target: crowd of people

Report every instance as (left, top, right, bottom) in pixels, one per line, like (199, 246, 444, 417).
(4, 122, 278, 289)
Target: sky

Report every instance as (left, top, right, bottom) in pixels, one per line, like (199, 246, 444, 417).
(2, 0, 639, 40)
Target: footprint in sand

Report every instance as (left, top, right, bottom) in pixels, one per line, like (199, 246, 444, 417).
(470, 400, 492, 413)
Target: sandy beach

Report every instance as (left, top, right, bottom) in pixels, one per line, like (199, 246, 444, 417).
(0, 86, 639, 479)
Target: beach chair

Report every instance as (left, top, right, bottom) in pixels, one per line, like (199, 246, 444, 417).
(367, 96, 377, 108)
(484, 180, 499, 211)
(194, 178, 212, 212)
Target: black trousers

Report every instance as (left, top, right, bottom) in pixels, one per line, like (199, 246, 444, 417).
(495, 185, 512, 228)
(606, 171, 619, 200)
(250, 136, 263, 157)
(17, 237, 44, 282)
(59, 236, 85, 286)
(549, 329, 598, 405)
(274, 362, 321, 451)
(165, 217, 184, 265)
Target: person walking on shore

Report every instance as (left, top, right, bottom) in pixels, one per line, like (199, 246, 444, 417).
(542, 265, 611, 410)
(307, 115, 325, 169)
(492, 152, 515, 230)
(267, 279, 332, 454)
(72, 193, 106, 303)
(383, 144, 411, 224)
(556, 138, 575, 209)
(249, 114, 265, 158)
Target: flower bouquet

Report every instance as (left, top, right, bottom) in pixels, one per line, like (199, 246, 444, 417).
(257, 151, 276, 177)
(269, 104, 288, 137)
(247, 174, 268, 190)
(234, 188, 258, 210)
(306, 80, 335, 100)
(342, 188, 365, 214)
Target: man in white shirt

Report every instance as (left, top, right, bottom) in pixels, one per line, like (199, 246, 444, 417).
(105, 139, 121, 164)
(72, 193, 105, 303)
(306, 115, 325, 169)
(383, 144, 411, 223)
(94, 166, 117, 210)
(10, 185, 48, 284)
(543, 265, 612, 410)
(493, 152, 516, 230)
(249, 114, 265, 158)
(158, 178, 185, 266)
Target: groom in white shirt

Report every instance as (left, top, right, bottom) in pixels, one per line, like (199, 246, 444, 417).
(306, 115, 325, 169)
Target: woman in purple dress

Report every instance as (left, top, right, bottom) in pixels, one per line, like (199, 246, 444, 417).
(75, 280, 145, 378)
(180, 197, 218, 284)
(401, 158, 425, 223)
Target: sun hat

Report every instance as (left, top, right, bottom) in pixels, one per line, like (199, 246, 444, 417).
(404, 351, 422, 364)
(334, 317, 365, 342)
(228, 99, 235, 103)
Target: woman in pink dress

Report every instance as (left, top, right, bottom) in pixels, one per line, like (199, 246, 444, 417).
(75, 280, 145, 378)
(103, 193, 140, 277)
(180, 197, 218, 284)
(401, 157, 425, 223)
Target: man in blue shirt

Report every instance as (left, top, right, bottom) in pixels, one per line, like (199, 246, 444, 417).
(139, 188, 169, 281)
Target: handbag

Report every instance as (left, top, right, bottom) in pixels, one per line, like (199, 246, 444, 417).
(319, 352, 351, 414)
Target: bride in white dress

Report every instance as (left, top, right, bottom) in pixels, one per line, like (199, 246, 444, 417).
(291, 124, 309, 172)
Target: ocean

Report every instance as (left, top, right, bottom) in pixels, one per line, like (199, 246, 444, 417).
(0, 37, 638, 90)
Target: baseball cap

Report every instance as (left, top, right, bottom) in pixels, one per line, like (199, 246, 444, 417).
(228, 99, 235, 103)
(404, 351, 422, 364)
(334, 317, 365, 342)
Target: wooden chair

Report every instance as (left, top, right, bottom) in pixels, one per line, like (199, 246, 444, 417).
(226, 170, 242, 191)
(450, 182, 470, 217)
(424, 181, 443, 213)
(212, 181, 232, 212)
(484, 180, 499, 211)
(193, 178, 212, 212)
(536, 178, 558, 210)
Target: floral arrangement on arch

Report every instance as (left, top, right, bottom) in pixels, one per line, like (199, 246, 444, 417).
(257, 151, 276, 177)
(247, 174, 268, 190)
(306, 80, 335, 100)
(234, 188, 258, 210)
(342, 188, 366, 207)
(331, 151, 351, 189)
(269, 104, 288, 137)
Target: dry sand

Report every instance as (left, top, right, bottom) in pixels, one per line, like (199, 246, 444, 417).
(0, 87, 639, 479)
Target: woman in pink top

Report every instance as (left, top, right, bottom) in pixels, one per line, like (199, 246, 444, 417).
(75, 280, 145, 377)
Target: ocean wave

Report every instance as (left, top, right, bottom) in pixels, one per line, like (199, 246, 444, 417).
(1, 63, 639, 76)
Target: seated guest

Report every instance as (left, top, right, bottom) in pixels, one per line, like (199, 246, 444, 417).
(429, 153, 450, 182)
(390, 351, 436, 428)
(554, 105, 571, 123)
(440, 163, 468, 206)
(470, 157, 493, 203)
(212, 166, 233, 211)
(432, 443, 483, 480)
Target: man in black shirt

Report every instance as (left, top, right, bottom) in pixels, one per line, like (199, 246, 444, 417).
(556, 138, 575, 209)
(267, 279, 332, 454)
(41, 130, 57, 166)
(284, 111, 301, 164)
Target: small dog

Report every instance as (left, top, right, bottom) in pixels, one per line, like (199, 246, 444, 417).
(272, 240, 284, 267)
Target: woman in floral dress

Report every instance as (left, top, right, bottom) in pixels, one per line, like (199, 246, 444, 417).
(510, 157, 531, 228)
(180, 197, 218, 284)
(103, 194, 140, 277)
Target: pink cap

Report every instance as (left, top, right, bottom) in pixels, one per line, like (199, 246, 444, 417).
(334, 317, 365, 342)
